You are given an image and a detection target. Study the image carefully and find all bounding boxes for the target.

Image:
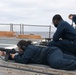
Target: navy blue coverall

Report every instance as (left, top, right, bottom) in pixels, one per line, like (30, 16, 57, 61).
(48, 20, 76, 55)
(12, 44, 76, 70)
(72, 15, 76, 24)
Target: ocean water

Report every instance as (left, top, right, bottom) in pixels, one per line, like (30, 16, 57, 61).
(23, 32, 55, 38)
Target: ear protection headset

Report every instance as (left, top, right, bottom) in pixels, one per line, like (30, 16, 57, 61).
(17, 42, 25, 50)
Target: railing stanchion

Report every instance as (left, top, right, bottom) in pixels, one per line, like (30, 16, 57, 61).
(20, 24, 22, 34)
(22, 24, 24, 34)
(10, 23, 13, 32)
(49, 25, 51, 38)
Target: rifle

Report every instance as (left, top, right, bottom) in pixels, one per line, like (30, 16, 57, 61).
(0, 48, 18, 61)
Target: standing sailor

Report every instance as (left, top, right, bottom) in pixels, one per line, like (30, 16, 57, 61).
(68, 14, 76, 28)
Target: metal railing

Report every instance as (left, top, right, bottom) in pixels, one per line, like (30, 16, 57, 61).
(0, 23, 52, 38)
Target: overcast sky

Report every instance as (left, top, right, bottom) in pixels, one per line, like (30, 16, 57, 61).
(0, 0, 76, 31)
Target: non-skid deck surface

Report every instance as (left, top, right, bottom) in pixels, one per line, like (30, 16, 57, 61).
(0, 58, 76, 75)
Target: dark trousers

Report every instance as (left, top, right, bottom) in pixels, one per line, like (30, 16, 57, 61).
(48, 40, 76, 55)
(47, 49, 76, 70)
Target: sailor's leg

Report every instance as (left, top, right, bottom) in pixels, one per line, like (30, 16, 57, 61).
(47, 49, 76, 70)
(63, 53, 76, 60)
(48, 40, 76, 55)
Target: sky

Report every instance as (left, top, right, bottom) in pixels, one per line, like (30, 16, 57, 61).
(0, 0, 76, 32)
